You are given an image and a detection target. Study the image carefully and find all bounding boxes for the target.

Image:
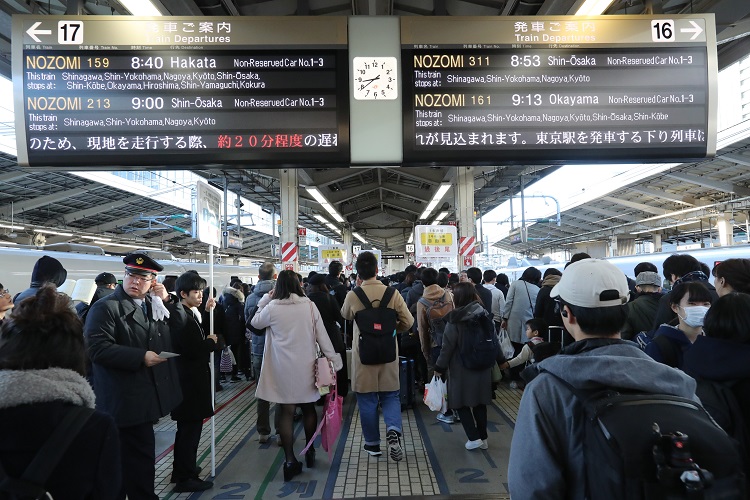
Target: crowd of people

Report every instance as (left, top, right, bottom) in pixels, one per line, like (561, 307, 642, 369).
(2, 249, 750, 498)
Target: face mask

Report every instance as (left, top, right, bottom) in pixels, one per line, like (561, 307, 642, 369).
(678, 305, 710, 328)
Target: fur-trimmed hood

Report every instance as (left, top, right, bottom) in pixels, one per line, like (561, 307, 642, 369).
(0, 367, 95, 409)
(222, 286, 245, 304)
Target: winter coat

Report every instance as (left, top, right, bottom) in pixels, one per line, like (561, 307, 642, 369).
(76, 286, 115, 323)
(417, 284, 454, 357)
(502, 279, 539, 344)
(308, 290, 346, 354)
(645, 324, 693, 368)
(406, 281, 425, 309)
(620, 292, 662, 339)
(0, 368, 121, 499)
(221, 287, 245, 345)
(534, 275, 564, 329)
(171, 305, 216, 421)
(244, 279, 275, 357)
(474, 283, 494, 317)
(508, 339, 699, 499)
(341, 279, 414, 393)
(14, 256, 68, 304)
(251, 293, 341, 404)
(434, 301, 494, 408)
(324, 274, 348, 308)
(85, 285, 186, 427)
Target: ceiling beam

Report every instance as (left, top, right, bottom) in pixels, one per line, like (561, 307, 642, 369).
(64, 200, 132, 223)
(583, 205, 632, 218)
(7, 187, 89, 213)
(0, 171, 29, 184)
(381, 181, 431, 203)
(627, 186, 700, 206)
(394, 167, 448, 185)
(327, 183, 379, 204)
(601, 196, 668, 216)
(721, 153, 750, 168)
(665, 171, 750, 197)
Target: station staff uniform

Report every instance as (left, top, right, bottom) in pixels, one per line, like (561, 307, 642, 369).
(85, 253, 186, 500)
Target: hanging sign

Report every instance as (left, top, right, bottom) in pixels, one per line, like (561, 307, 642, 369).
(318, 244, 346, 265)
(194, 180, 221, 248)
(298, 227, 307, 246)
(414, 224, 457, 260)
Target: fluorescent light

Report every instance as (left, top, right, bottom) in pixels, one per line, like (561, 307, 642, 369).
(353, 232, 367, 243)
(432, 211, 448, 225)
(82, 235, 112, 242)
(34, 229, 73, 237)
(0, 223, 24, 230)
(420, 183, 451, 220)
(306, 187, 345, 223)
(575, 0, 615, 15)
(119, 0, 163, 15)
(408, 233, 413, 244)
(325, 223, 342, 236)
(629, 220, 696, 235)
(314, 214, 329, 224)
(0, 241, 18, 246)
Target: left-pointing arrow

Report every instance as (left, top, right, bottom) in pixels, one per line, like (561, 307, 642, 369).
(27, 21, 52, 43)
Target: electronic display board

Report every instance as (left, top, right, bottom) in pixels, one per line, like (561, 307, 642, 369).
(13, 16, 349, 168)
(401, 15, 718, 165)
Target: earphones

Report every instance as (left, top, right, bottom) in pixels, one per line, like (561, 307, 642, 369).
(560, 307, 568, 318)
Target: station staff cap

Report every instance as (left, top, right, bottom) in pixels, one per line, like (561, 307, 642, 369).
(550, 258, 629, 308)
(123, 253, 163, 276)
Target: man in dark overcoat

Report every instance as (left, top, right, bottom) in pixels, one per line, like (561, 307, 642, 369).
(85, 253, 186, 500)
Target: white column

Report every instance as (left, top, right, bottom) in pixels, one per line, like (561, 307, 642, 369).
(716, 215, 733, 246)
(455, 166, 474, 271)
(652, 232, 663, 253)
(280, 169, 299, 272)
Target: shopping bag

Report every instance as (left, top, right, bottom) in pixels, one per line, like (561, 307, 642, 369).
(300, 374, 344, 461)
(315, 355, 335, 389)
(423, 375, 447, 412)
(498, 328, 515, 360)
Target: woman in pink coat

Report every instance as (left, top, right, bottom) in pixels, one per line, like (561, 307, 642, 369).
(250, 271, 342, 482)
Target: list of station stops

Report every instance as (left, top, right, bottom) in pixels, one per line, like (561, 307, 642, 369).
(14, 15, 716, 168)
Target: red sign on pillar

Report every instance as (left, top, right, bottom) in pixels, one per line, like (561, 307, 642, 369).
(284, 263, 295, 271)
(463, 255, 474, 267)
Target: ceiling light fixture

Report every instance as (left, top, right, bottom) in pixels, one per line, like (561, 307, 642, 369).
(574, 0, 615, 16)
(0, 223, 24, 230)
(34, 229, 73, 237)
(353, 232, 367, 244)
(81, 235, 112, 242)
(119, 0, 163, 16)
(419, 183, 451, 220)
(408, 233, 413, 244)
(431, 211, 449, 225)
(306, 187, 345, 223)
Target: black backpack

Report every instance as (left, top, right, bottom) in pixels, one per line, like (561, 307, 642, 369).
(0, 406, 95, 499)
(543, 370, 746, 500)
(353, 287, 398, 365)
(458, 308, 499, 370)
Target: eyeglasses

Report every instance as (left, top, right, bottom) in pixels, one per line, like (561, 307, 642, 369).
(0, 289, 10, 298)
(125, 271, 154, 282)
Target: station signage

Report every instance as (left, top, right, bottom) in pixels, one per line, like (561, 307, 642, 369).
(401, 15, 718, 164)
(414, 224, 457, 260)
(13, 16, 349, 168)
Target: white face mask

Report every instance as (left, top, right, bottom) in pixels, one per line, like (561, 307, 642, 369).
(678, 305, 710, 328)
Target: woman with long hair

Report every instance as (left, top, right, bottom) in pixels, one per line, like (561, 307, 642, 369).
(0, 285, 120, 498)
(250, 270, 342, 481)
(306, 273, 348, 396)
(434, 282, 498, 451)
(712, 258, 750, 296)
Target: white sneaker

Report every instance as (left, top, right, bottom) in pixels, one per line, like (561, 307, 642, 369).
(258, 434, 270, 444)
(436, 412, 455, 424)
(480, 439, 488, 450)
(465, 439, 483, 450)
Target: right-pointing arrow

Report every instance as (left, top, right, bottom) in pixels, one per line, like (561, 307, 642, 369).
(679, 20, 703, 41)
(26, 21, 52, 43)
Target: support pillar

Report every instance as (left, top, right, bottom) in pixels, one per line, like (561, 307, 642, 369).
(455, 166, 474, 271)
(652, 232, 663, 253)
(279, 169, 299, 272)
(343, 227, 353, 271)
(716, 215, 733, 246)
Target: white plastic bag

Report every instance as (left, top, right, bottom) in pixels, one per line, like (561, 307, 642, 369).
(423, 375, 447, 412)
(498, 328, 515, 360)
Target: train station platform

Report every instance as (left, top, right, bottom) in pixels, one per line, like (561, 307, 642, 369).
(152, 370, 521, 499)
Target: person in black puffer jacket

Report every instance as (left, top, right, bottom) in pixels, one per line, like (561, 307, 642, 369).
(307, 273, 348, 397)
(221, 286, 246, 382)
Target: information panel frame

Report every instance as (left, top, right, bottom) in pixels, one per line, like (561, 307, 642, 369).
(401, 15, 718, 166)
(13, 15, 350, 169)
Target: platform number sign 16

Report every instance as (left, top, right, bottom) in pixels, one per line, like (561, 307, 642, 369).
(58, 21, 83, 45)
(652, 20, 675, 42)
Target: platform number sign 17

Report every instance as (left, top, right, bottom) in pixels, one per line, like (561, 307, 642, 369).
(651, 20, 675, 42)
(58, 21, 83, 45)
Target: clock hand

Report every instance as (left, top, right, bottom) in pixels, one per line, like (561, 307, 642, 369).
(361, 75, 381, 88)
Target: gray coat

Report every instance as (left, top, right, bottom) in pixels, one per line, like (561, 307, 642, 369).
(85, 285, 186, 427)
(502, 279, 539, 344)
(244, 279, 275, 357)
(435, 301, 493, 409)
(508, 339, 699, 499)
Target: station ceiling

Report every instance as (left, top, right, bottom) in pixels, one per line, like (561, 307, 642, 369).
(0, 0, 749, 260)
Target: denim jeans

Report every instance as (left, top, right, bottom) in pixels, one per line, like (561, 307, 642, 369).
(355, 390, 402, 445)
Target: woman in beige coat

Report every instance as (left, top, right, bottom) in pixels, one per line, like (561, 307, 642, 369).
(250, 271, 342, 482)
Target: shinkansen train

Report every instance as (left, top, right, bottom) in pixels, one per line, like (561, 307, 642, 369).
(495, 244, 750, 283)
(0, 245, 256, 299)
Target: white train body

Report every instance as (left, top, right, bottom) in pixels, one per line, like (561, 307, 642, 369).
(495, 245, 750, 283)
(0, 246, 256, 298)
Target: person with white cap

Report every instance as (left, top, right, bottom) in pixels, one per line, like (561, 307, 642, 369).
(85, 252, 187, 500)
(508, 259, 700, 499)
(620, 270, 664, 340)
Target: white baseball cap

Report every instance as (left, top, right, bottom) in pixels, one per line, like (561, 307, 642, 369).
(550, 258, 629, 308)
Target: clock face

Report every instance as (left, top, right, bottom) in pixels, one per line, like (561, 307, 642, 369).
(352, 57, 398, 100)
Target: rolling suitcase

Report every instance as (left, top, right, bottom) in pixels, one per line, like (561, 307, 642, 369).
(547, 326, 574, 349)
(399, 356, 416, 410)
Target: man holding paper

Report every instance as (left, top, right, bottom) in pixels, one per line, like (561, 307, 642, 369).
(85, 252, 186, 500)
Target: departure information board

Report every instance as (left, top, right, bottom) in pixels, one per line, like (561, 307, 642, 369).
(401, 15, 718, 165)
(13, 16, 349, 168)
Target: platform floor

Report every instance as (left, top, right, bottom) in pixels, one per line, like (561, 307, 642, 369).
(153, 374, 522, 500)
